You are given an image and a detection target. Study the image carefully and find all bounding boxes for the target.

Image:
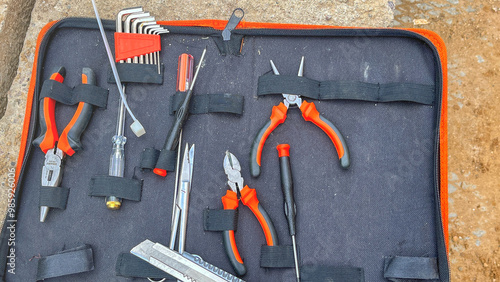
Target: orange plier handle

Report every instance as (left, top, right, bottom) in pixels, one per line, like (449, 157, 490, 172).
(221, 185, 278, 276)
(250, 100, 350, 177)
(34, 67, 96, 156)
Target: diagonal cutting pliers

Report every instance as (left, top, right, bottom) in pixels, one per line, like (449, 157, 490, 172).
(33, 67, 97, 222)
(249, 56, 350, 177)
(222, 151, 279, 276)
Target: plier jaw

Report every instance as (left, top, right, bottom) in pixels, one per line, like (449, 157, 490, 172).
(223, 151, 244, 193)
(41, 147, 64, 187)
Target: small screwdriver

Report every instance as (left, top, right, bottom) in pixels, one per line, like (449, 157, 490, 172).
(277, 144, 300, 282)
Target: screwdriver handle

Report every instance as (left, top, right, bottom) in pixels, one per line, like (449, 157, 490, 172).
(33, 67, 66, 153)
(57, 68, 96, 156)
(277, 144, 297, 236)
(221, 190, 246, 276)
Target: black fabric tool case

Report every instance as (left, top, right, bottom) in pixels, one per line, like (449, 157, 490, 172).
(0, 17, 449, 281)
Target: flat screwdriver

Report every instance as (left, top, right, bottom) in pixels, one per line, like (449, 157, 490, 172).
(277, 144, 300, 282)
(153, 48, 206, 177)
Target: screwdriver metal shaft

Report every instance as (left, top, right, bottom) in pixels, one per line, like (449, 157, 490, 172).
(277, 144, 300, 282)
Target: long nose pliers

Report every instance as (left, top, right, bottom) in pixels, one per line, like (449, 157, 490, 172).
(249, 56, 350, 177)
(222, 151, 279, 276)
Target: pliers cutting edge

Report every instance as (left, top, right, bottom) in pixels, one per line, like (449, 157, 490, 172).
(34, 67, 97, 222)
(222, 151, 279, 276)
(250, 57, 350, 177)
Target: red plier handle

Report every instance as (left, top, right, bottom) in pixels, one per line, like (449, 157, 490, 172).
(33, 67, 96, 156)
(250, 101, 350, 177)
(221, 185, 279, 276)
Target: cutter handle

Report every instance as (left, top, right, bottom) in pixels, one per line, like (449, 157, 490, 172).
(33, 67, 66, 153)
(300, 101, 350, 169)
(249, 102, 287, 177)
(222, 190, 246, 276)
(240, 186, 279, 246)
(57, 68, 96, 156)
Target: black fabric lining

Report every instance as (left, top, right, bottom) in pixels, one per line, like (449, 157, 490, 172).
(89, 176, 143, 201)
(258, 74, 435, 105)
(170, 92, 244, 115)
(40, 80, 108, 108)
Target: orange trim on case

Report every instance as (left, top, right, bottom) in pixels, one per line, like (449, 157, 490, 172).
(240, 186, 275, 246)
(228, 230, 243, 264)
(300, 101, 345, 159)
(408, 28, 449, 254)
(13, 20, 58, 195)
(256, 103, 288, 166)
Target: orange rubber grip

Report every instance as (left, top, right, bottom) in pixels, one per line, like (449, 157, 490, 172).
(249, 102, 288, 177)
(240, 186, 278, 246)
(221, 190, 245, 274)
(300, 101, 350, 169)
(36, 71, 65, 153)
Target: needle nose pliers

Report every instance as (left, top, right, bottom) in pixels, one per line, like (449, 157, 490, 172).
(249, 56, 350, 177)
(222, 151, 279, 276)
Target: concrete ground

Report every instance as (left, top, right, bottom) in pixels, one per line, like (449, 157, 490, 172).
(0, 0, 498, 281)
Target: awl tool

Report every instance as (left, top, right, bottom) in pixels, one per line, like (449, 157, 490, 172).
(35, 67, 97, 222)
(222, 152, 279, 276)
(131, 239, 245, 282)
(277, 144, 300, 281)
(250, 56, 350, 177)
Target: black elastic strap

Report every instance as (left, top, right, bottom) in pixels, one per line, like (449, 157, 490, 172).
(36, 244, 94, 281)
(155, 149, 177, 172)
(89, 176, 143, 201)
(115, 253, 175, 280)
(384, 256, 439, 281)
(39, 186, 70, 209)
(203, 209, 238, 231)
(171, 92, 244, 115)
(140, 148, 161, 170)
(300, 265, 365, 282)
(260, 245, 296, 268)
(258, 74, 435, 105)
(40, 80, 108, 108)
(108, 63, 163, 84)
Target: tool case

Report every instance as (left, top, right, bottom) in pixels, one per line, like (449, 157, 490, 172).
(0, 14, 449, 282)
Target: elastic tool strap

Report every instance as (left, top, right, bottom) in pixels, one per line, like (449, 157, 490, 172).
(300, 265, 365, 282)
(115, 253, 175, 279)
(170, 92, 244, 115)
(39, 186, 70, 209)
(140, 148, 161, 170)
(260, 245, 296, 268)
(139, 148, 177, 172)
(384, 256, 439, 281)
(40, 80, 108, 108)
(257, 74, 436, 105)
(108, 63, 163, 84)
(89, 175, 143, 201)
(36, 244, 94, 281)
(203, 209, 238, 231)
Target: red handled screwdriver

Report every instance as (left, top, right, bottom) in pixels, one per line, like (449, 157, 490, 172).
(277, 144, 300, 281)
